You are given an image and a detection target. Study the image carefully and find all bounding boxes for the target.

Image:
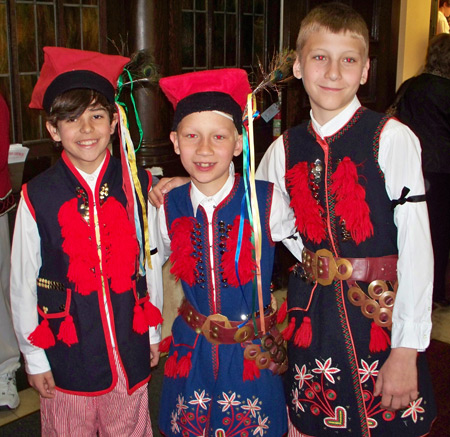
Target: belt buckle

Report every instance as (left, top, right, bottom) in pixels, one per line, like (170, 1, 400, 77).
(201, 314, 232, 344)
(312, 249, 337, 285)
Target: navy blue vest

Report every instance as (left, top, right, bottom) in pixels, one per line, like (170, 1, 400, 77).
(25, 152, 151, 394)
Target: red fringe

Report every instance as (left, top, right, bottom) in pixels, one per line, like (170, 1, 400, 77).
(176, 352, 192, 378)
(169, 217, 198, 285)
(293, 316, 312, 348)
(220, 217, 256, 287)
(243, 358, 261, 381)
(277, 300, 288, 324)
(164, 351, 178, 378)
(369, 322, 391, 353)
(331, 157, 373, 244)
(143, 300, 164, 328)
(28, 319, 55, 349)
(132, 303, 149, 334)
(58, 199, 98, 295)
(159, 336, 173, 353)
(100, 198, 139, 293)
(282, 317, 296, 341)
(286, 162, 326, 244)
(57, 315, 79, 346)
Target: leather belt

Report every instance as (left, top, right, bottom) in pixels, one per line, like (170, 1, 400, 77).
(301, 248, 398, 286)
(179, 298, 277, 345)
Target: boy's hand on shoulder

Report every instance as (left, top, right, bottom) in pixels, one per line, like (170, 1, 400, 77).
(149, 177, 190, 208)
(374, 347, 419, 411)
(28, 370, 56, 399)
(150, 343, 160, 367)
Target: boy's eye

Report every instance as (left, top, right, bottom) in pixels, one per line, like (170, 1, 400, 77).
(186, 134, 197, 139)
(93, 114, 104, 120)
(314, 55, 325, 61)
(344, 57, 356, 63)
(66, 117, 77, 123)
(215, 135, 225, 140)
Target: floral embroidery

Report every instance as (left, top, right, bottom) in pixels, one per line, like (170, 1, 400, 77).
(358, 359, 379, 384)
(312, 357, 341, 384)
(294, 363, 313, 389)
(217, 392, 241, 412)
(401, 398, 425, 423)
(241, 398, 262, 418)
(188, 390, 211, 410)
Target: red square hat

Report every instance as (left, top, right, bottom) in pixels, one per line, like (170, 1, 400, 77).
(159, 68, 251, 133)
(30, 47, 130, 113)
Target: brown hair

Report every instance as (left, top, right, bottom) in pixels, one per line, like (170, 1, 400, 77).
(424, 33, 450, 79)
(46, 89, 116, 127)
(296, 2, 369, 58)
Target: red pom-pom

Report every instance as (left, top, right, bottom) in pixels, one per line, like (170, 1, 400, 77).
(331, 157, 373, 244)
(293, 316, 312, 348)
(159, 336, 173, 353)
(28, 319, 56, 349)
(277, 299, 288, 324)
(133, 303, 149, 334)
(164, 351, 178, 378)
(220, 217, 256, 287)
(286, 162, 326, 244)
(177, 352, 192, 378)
(57, 315, 79, 346)
(169, 217, 198, 285)
(282, 317, 296, 341)
(369, 322, 391, 353)
(143, 300, 164, 327)
(243, 358, 261, 381)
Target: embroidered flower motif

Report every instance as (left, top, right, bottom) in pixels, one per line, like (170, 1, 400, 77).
(312, 358, 340, 384)
(291, 388, 305, 413)
(170, 411, 180, 433)
(253, 415, 269, 436)
(294, 363, 313, 389)
(241, 398, 262, 418)
(401, 397, 425, 423)
(176, 394, 188, 415)
(217, 392, 241, 412)
(358, 359, 379, 384)
(188, 390, 211, 410)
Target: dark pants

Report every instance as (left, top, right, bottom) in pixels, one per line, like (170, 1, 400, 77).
(425, 172, 450, 302)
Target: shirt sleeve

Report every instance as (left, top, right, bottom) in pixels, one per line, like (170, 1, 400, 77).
(378, 119, 433, 351)
(147, 201, 166, 344)
(10, 196, 51, 375)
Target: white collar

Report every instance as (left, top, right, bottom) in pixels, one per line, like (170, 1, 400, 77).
(190, 162, 236, 216)
(77, 155, 106, 185)
(310, 96, 361, 139)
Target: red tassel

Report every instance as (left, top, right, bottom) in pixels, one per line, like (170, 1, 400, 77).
(176, 352, 192, 378)
(331, 157, 373, 244)
(286, 162, 326, 244)
(28, 319, 55, 349)
(169, 217, 198, 285)
(293, 316, 312, 348)
(220, 217, 256, 287)
(243, 358, 261, 381)
(277, 300, 288, 324)
(159, 335, 173, 353)
(164, 351, 178, 378)
(369, 322, 391, 353)
(143, 300, 164, 327)
(282, 317, 296, 341)
(57, 315, 79, 346)
(132, 303, 149, 334)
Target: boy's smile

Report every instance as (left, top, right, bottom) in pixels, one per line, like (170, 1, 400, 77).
(46, 105, 117, 174)
(170, 111, 243, 197)
(294, 29, 369, 125)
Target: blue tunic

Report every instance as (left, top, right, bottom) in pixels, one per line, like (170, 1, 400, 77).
(159, 176, 288, 437)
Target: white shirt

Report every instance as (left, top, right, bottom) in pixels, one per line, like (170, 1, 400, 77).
(10, 159, 164, 375)
(437, 10, 450, 34)
(256, 96, 433, 351)
(158, 163, 300, 311)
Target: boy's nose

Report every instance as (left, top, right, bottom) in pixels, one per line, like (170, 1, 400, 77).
(196, 139, 213, 155)
(80, 119, 94, 133)
(326, 61, 341, 81)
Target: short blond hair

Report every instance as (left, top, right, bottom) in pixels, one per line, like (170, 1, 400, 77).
(296, 2, 369, 58)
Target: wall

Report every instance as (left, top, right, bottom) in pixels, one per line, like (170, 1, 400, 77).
(396, 0, 433, 88)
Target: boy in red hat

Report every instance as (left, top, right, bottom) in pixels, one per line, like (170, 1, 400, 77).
(157, 68, 299, 436)
(10, 46, 164, 435)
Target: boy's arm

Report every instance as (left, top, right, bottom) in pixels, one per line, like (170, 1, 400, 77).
(10, 196, 52, 377)
(149, 177, 190, 208)
(256, 135, 287, 195)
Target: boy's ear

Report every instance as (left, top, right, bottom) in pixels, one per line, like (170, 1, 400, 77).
(233, 134, 243, 157)
(170, 131, 180, 155)
(45, 121, 61, 142)
(110, 112, 118, 134)
(293, 57, 302, 79)
(360, 57, 370, 85)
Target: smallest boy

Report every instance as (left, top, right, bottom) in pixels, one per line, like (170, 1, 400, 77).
(10, 47, 163, 436)
(257, 3, 436, 436)
(157, 69, 299, 436)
